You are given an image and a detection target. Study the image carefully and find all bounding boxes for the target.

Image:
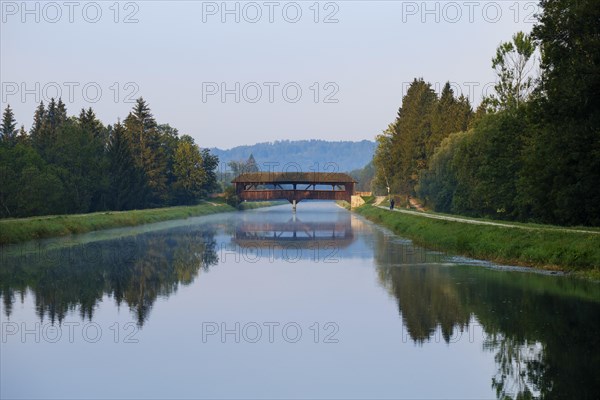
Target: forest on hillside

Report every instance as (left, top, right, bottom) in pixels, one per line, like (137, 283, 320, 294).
(0, 98, 219, 218)
(211, 139, 375, 173)
(372, 0, 599, 226)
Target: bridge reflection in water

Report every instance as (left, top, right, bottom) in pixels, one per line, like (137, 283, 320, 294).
(233, 213, 355, 250)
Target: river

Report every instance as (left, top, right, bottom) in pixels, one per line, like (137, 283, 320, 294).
(1, 202, 599, 399)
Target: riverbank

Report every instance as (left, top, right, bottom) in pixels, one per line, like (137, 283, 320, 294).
(354, 202, 600, 279)
(0, 201, 241, 245)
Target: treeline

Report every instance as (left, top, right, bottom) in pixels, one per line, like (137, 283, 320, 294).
(211, 139, 376, 173)
(0, 98, 218, 218)
(349, 161, 375, 192)
(373, 0, 599, 226)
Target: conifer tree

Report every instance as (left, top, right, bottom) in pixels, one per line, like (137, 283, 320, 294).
(30, 101, 45, 141)
(390, 78, 437, 194)
(44, 98, 58, 133)
(107, 121, 147, 210)
(246, 153, 259, 172)
(78, 107, 104, 140)
(1, 104, 17, 146)
(34, 98, 61, 154)
(428, 83, 456, 157)
(56, 98, 68, 125)
(124, 98, 167, 204)
(16, 125, 29, 145)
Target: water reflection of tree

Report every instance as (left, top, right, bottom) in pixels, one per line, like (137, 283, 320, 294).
(373, 234, 600, 399)
(373, 233, 469, 343)
(0, 226, 218, 326)
(379, 265, 471, 343)
(484, 334, 542, 399)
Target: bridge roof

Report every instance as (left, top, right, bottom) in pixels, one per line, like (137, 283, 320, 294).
(232, 172, 356, 184)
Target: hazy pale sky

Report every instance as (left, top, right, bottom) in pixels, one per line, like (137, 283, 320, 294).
(1, 1, 536, 148)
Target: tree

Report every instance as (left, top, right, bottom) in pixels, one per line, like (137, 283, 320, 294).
(373, 124, 395, 195)
(228, 160, 245, 176)
(107, 122, 147, 210)
(246, 153, 259, 172)
(200, 148, 219, 195)
(227, 153, 260, 177)
(520, 0, 600, 225)
(0, 144, 64, 217)
(349, 160, 376, 192)
(173, 135, 206, 204)
(56, 98, 67, 125)
(16, 126, 29, 145)
(417, 131, 468, 212)
(30, 101, 45, 143)
(124, 98, 168, 205)
(428, 83, 472, 158)
(78, 107, 104, 140)
(1, 104, 17, 146)
(487, 31, 538, 110)
(46, 120, 108, 213)
(0, 98, 219, 218)
(533, 0, 599, 118)
(157, 123, 181, 203)
(44, 98, 58, 134)
(455, 111, 528, 218)
(390, 78, 437, 194)
(34, 98, 69, 156)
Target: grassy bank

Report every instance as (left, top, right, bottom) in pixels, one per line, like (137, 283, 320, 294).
(0, 201, 239, 245)
(354, 202, 600, 279)
(336, 200, 351, 210)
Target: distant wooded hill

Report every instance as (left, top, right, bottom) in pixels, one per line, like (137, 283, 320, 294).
(211, 139, 375, 172)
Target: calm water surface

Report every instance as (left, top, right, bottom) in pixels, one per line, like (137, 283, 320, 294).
(1, 203, 599, 399)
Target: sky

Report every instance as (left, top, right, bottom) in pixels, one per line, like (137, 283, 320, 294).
(1, 0, 537, 149)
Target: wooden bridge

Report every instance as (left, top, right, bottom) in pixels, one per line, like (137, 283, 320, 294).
(232, 172, 356, 210)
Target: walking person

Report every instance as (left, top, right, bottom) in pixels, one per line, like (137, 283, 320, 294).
(390, 198, 395, 210)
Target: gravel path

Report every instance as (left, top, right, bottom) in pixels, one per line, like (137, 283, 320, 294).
(372, 202, 599, 235)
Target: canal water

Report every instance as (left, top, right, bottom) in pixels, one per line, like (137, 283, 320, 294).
(1, 203, 599, 399)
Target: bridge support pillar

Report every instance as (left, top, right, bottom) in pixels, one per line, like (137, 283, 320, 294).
(292, 199, 297, 212)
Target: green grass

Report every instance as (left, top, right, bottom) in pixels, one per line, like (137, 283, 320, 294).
(354, 203, 600, 279)
(336, 200, 351, 210)
(0, 201, 237, 245)
(0, 199, 287, 245)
